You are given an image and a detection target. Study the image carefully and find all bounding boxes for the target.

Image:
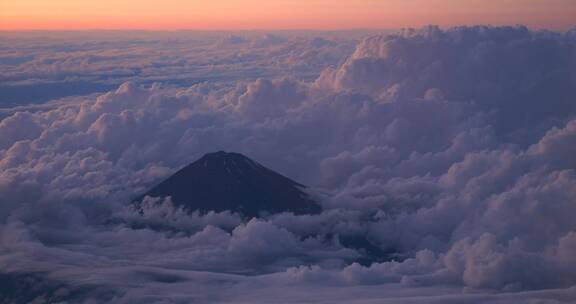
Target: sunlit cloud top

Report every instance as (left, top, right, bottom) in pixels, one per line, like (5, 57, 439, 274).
(1, 0, 575, 30)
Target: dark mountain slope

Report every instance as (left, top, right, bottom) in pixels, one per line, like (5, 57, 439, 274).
(138, 151, 321, 217)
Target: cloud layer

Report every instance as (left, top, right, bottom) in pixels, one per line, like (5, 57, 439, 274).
(1, 26, 576, 303)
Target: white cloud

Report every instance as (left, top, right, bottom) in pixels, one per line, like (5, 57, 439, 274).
(1, 26, 576, 302)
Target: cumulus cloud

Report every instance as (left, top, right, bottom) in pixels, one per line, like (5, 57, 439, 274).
(317, 25, 576, 144)
(0, 26, 575, 303)
(0, 31, 356, 107)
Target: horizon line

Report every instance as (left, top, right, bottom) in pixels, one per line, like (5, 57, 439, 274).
(0, 24, 569, 33)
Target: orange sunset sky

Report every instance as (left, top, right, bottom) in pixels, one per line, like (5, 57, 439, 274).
(1, 0, 575, 31)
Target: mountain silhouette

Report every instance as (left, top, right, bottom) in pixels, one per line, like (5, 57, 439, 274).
(138, 151, 321, 217)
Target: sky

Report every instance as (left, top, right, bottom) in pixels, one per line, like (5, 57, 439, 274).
(1, 0, 576, 30)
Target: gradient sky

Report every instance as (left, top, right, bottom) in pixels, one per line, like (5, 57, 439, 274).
(1, 0, 575, 30)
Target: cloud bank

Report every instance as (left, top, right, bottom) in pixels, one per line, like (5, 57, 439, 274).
(0, 26, 575, 303)
(0, 31, 356, 108)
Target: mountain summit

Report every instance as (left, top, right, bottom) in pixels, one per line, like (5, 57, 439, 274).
(139, 151, 321, 217)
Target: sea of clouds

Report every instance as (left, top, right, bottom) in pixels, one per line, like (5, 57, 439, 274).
(1, 26, 576, 303)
